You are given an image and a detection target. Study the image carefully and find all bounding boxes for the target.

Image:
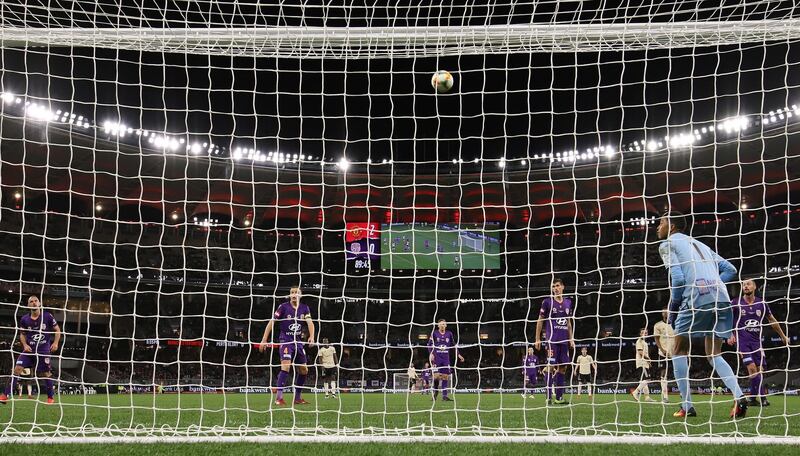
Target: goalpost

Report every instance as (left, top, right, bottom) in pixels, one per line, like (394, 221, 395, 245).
(0, 3, 798, 445)
(459, 233, 484, 253)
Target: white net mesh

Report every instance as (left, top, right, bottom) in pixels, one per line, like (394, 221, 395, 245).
(0, 0, 798, 444)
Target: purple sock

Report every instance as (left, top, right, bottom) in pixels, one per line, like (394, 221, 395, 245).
(5, 375, 18, 396)
(751, 373, 763, 398)
(555, 372, 565, 400)
(294, 373, 306, 401)
(276, 370, 289, 401)
(441, 380, 449, 398)
(545, 372, 553, 399)
(45, 378, 54, 399)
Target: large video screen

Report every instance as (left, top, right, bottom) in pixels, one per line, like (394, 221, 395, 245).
(345, 222, 380, 269)
(380, 223, 501, 270)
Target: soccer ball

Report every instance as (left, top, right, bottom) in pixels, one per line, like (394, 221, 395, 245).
(431, 70, 454, 93)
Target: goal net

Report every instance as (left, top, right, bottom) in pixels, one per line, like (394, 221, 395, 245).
(0, 1, 798, 445)
(459, 233, 484, 254)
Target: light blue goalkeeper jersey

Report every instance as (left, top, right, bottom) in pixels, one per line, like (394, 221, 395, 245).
(658, 232, 737, 308)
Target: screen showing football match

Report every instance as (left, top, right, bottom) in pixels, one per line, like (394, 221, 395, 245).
(380, 223, 501, 270)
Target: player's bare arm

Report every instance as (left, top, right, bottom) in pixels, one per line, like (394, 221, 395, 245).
(50, 323, 61, 353)
(767, 314, 790, 345)
(260, 319, 275, 352)
(534, 316, 543, 351)
(306, 316, 315, 345)
(20, 333, 31, 352)
(567, 320, 575, 349)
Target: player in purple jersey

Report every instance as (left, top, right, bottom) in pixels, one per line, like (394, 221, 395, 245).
(1, 295, 61, 405)
(727, 279, 789, 407)
(522, 346, 539, 398)
(259, 286, 316, 406)
(534, 278, 575, 405)
(428, 319, 465, 401)
(420, 362, 433, 393)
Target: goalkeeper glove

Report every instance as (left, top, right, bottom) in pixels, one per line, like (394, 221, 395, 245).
(667, 300, 680, 326)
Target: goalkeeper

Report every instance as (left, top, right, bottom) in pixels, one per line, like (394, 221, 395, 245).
(657, 211, 747, 419)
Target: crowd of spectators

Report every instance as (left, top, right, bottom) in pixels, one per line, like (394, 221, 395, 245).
(0, 205, 796, 392)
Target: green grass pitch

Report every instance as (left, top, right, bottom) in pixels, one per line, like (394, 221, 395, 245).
(380, 224, 501, 269)
(1, 392, 797, 455)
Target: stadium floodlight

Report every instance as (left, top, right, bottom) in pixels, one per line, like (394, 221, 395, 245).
(338, 157, 350, 171)
(2, 92, 15, 104)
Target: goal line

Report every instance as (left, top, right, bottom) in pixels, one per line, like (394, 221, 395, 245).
(3, 435, 800, 445)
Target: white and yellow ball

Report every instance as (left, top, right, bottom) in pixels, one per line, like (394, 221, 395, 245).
(431, 70, 454, 93)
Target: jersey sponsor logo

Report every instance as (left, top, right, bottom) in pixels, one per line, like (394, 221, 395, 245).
(695, 278, 710, 295)
(288, 323, 302, 332)
(744, 319, 760, 331)
(555, 318, 568, 327)
(30, 334, 45, 342)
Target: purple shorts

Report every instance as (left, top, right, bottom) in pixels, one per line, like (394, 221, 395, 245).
(741, 347, 764, 369)
(16, 351, 52, 373)
(279, 342, 307, 365)
(432, 357, 452, 375)
(525, 369, 538, 383)
(548, 342, 571, 365)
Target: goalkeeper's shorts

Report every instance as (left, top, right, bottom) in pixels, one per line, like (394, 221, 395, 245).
(673, 302, 733, 339)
